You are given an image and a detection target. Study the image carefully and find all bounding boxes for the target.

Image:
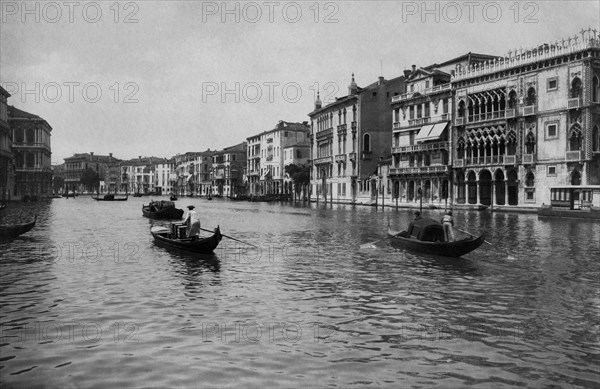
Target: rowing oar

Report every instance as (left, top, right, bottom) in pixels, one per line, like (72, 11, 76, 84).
(199, 227, 258, 248)
(360, 216, 396, 249)
(454, 227, 515, 259)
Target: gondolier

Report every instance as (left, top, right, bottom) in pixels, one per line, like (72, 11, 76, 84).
(442, 211, 455, 242)
(183, 205, 201, 237)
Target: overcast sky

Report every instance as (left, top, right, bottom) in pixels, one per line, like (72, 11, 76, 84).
(1, 0, 598, 163)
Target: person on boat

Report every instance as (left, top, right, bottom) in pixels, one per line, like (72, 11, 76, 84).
(183, 205, 201, 238)
(442, 211, 455, 242)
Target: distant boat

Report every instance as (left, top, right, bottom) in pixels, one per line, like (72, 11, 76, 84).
(151, 224, 222, 253)
(91, 193, 128, 201)
(142, 200, 184, 219)
(133, 193, 143, 197)
(170, 195, 178, 201)
(387, 217, 485, 257)
(0, 215, 37, 242)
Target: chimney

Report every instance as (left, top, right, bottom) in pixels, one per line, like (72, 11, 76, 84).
(403, 69, 411, 78)
(411, 65, 416, 72)
(90, 152, 94, 160)
(378, 76, 384, 84)
(138, 156, 142, 162)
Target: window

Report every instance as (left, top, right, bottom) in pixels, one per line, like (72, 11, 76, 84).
(547, 166, 556, 176)
(417, 104, 422, 118)
(526, 87, 536, 106)
(363, 134, 371, 152)
(410, 85, 414, 92)
(443, 99, 448, 114)
(593, 76, 599, 102)
(425, 81, 430, 88)
(424, 103, 430, 117)
(546, 123, 558, 139)
(409, 106, 414, 119)
(547, 77, 558, 91)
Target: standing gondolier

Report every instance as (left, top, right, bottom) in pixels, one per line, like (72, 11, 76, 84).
(442, 211, 455, 242)
(183, 205, 201, 238)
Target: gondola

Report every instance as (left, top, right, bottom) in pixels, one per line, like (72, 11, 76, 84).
(142, 200, 184, 219)
(150, 224, 222, 253)
(387, 217, 485, 257)
(170, 195, 178, 201)
(0, 215, 37, 242)
(91, 194, 129, 201)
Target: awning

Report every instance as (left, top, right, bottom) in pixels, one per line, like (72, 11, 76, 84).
(261, 168, 271, 180)
(187, 175, 194, 182)
(415, 122, 448, 143)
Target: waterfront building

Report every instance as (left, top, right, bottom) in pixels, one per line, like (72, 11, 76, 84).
(121, 156, 159, 194)
(173, 152, 203, 196)
(389, 54, 496, 207)
(8, 106, 52, 199)
(246, 134, 261, 195)
(283, 140, 310, 196)
(154, 158, 176, 196)
(0, 86, 13, 201)
(309, 74, 405, 204)
(249, 121, 310, 195)
(451, 30, 600, 208)
(64, 152, 119, 193)
(212, 143, 247, 197)
(192, 151, 214, 197)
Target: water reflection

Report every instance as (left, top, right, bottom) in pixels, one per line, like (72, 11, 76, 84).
(1, 198, 599, 388)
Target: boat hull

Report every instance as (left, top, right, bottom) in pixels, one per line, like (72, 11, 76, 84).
(388, 228, 485, 257)
(0, 216, 37, 242)
(142, 205, 184, 219)
(91, 195, 128, 201)
(151, 226, 222, 253)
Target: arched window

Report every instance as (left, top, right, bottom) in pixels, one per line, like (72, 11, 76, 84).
(26, 152, 35, 168)
(458, 100, 465, 118)
(571, 170, 581, 185)
(508, 90, 517, 109)
(525, 172, 535, 187)
(571, 77, 582, 99)
(593, 76, 599, 103)
(507, 131, 517, 155)
(525, 132, 535, 154)
(457, 137, 465, 159)
(569, 125, 583, 151)
(593, 125, 599, 152)
(363, 133, 371, 152)
(526, 87, 536, 106)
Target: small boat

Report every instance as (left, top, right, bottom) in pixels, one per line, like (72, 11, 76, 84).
(142, 200, 184, 219)
(0, 215, 37, 242)
(387, 217, 485, 257)
(91, 194, 129, 201)
(0, 203, 6, 212)
(133, 193, 143, 197)
(170, 195, 178, 201)
(151, 224, 222, 253)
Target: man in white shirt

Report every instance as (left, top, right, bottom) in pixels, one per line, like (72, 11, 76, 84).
(183, 205, 201, 238)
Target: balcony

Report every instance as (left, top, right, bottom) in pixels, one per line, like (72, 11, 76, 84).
(348, 152, 357, 161)
(522, 154, 535, 164)
(505, 108, 516, 118)
(467, 110, 506, 124)
(316, 127, 333, 140)
(408, 117, 431, 126)
(335, 154, 347, 163)
(392, 141, 449, 154)
(313, 156, 333, 165)
(504, 155, 517, 164)
(523, 105, 536, 116)
(351, 121, 357, 130)
(565, 150, 582, 161)
(441, 113, 449, 121)
(455, 117, 465, 126)
(568, 97, 581, 109)
(389, 165, 448, 175)
(337, 124, 347, 133)
(461, 155, 520, 166)
(391, 83, 451, 103)
(266, 155, 273, 161)
(454, 159, 464, 167)
(361, 151, 372, 161)
(392, 122, 401, 130)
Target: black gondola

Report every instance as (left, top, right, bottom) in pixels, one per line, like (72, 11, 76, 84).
(151, 225, 222, 253)
(142, 200, 184, 219)
(170, 195, 178, 201)
(387, 217, 485, 257)
(91, 194, 129, 201)
(0, 215, 37, 242)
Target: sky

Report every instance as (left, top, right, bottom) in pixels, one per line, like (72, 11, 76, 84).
(1, 0, 599, 164)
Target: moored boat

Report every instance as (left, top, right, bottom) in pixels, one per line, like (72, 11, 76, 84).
(142, 200, 184, 219)
(91, 194, 129, 201)
(0, 215, 37, 242)
(170, 195, 178, 201)
(150, 224, 222, 253)
(388, 217, 485, 257)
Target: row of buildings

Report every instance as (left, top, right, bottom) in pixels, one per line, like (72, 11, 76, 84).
(56, 120, 311, 198)
(308, 30, 600, 209)
(3, 30, 599, 209)
(0, 86, 53, 201)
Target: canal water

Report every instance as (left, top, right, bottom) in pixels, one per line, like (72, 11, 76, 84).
(1, 197, 599, 388)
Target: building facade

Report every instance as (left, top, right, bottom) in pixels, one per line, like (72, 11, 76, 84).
(452, 31, 600, 208)
(246, 134, 261, 195)
(389, 54, 496, 207)
(9, 106, 52, 199)
(64, 152, 119, 193)
(212, 143, 247, 197)
(0, 87, 13, 201)
(309, 74, 405, 204)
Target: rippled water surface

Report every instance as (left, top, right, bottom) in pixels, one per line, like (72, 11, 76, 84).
(1, 197, 599, 388)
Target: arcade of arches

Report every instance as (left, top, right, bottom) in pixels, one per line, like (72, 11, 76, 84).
(390, 177, 450, 204)
(454, 168, 526, 206)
